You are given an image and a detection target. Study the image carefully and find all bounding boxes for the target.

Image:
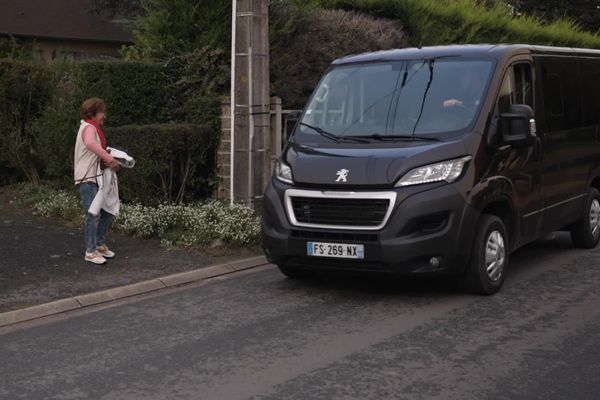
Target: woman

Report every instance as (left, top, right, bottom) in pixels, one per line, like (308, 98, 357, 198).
(74, 98, 120, 265)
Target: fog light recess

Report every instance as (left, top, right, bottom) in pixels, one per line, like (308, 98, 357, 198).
(429, 257, 442, 268)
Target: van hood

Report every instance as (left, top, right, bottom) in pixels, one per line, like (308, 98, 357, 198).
(284, 140, 469, 187)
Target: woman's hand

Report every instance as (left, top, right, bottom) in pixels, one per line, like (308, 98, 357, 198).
(107, 159, 121, 171)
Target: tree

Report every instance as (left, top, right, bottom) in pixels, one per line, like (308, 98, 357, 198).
(507, 0, 600, 33)
(124, 0, 230, 61)
(121, 0, 232, 128)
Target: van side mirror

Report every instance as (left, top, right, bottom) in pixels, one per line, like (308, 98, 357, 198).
(499, 104, 536, 148)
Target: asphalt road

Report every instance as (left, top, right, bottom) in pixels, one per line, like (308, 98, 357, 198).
(1, 233, 600, 400)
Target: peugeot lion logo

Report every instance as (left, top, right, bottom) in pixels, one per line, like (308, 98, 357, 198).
(335, 169, 349, 183)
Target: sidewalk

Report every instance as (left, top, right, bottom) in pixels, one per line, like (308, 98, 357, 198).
(0, 187, 262, 312)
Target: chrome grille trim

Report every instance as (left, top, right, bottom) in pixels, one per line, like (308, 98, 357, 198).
(284, 189, 397, 231)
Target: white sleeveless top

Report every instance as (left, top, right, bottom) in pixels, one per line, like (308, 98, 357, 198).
(73, 120, 101, 185)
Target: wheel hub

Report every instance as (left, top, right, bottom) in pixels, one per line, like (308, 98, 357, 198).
(485, 230, 505, 282)
(590, 199, 600, 238)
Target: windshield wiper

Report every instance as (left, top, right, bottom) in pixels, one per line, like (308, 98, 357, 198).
(299, 122, 369, 143)
(348, 133, 440, 142)
(299, 122, 339, 142)
(411, 59, 435, 138)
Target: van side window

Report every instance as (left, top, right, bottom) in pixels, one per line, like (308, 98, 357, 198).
(497, 63, 533, 113)
(540, 59, 582, 130)
(580, 59, 600, 127)
(513, 64, 533, 107)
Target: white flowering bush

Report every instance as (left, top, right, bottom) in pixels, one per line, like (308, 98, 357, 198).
(31, 186, 261, 247)
(33, 190, 82, 221)
(113, 200, 260, 246)
(180, 200, 261, 246)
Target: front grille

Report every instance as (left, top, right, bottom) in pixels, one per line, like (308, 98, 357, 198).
(290, 197, 390, 227)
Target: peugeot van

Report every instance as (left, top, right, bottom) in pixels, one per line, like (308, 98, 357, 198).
(261, 44, 600, 294)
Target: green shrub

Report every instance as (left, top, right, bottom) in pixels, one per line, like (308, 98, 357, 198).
(0, 59, 221, 203)
(107, 123, 218, 204)
(122, 0, 232, 139)
(28, 60, 193, 189)
(270, 3, 407, 108)
(31, 60, 181, 181)
(306, 0, 600, 48)
(0, 59, 52, 185)
(0, 36, 36, 60)
(10, 181, 75, 208)
(165, 47, 230, 127)
(123, 0, 231, 61)
(0, 41, 226, 207)
(68, 60, 180, 126)
(270, 0, 600, 108)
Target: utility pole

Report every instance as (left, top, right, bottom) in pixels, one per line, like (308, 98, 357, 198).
(230, 0, 270, 211)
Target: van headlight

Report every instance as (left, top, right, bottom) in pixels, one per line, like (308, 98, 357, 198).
(395, 156, 472, 187)
(275, 160, 294, 184)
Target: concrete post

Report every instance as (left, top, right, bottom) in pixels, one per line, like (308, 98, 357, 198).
(230, 0, 270, 211)
(217, 99, 232, 201)
(219, 95, 284, 203)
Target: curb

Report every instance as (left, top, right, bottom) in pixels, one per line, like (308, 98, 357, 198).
(0, 255, 269, 328)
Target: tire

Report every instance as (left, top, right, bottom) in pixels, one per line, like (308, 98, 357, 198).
(461, 214, 508, 295)
(570, 188, 600, 249)
(277, 265, 315, 280)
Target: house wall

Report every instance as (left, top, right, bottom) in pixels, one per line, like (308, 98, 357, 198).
(1, 36, 127, 61)
(34, 38, 125, 61)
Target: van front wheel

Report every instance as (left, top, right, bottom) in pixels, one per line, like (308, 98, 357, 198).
(570, 188, 600, 249)
(461, 215, 508, 295)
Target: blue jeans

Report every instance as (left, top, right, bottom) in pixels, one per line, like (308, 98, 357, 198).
(79, 182, 113, 253)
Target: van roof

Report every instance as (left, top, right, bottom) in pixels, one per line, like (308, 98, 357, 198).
(331, 44, 600, 65)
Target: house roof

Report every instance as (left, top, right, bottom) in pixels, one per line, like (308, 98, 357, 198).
(0, 0, 133, 43)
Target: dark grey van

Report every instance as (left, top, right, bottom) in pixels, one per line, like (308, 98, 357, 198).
(261, 44, 600, 294)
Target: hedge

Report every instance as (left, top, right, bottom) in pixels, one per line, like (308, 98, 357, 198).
(0, 59, 220, 203)
(63, 60, 182, 126)
(270, 0, 600, 108)
(107, 123, 217, 204)
(305, 0, 600, 49)
(0, 59, 51, 185)
(270, 3, 407, 108)
(30, 60, 183, 185)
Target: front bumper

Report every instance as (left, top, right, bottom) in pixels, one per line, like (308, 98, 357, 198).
(261, 178, 480, 276)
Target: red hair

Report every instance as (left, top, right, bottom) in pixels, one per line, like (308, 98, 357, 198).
(80, 98, 106, 120)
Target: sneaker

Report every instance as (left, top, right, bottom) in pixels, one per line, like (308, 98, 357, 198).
(85, 251, 107, 265)
(97, 245, 115, 258)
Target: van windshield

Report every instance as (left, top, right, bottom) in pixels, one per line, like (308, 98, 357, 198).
(297, 59, 493, 141)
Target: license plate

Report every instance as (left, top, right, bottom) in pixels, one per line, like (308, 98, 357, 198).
(307, 241, 364, 259)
